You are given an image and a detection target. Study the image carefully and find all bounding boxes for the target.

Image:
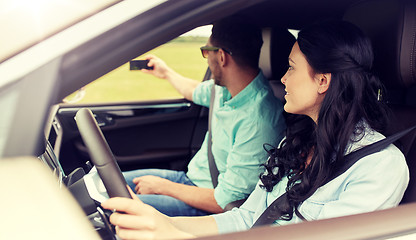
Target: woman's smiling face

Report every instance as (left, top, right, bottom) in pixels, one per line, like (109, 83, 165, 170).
(281, 42, 327, 122)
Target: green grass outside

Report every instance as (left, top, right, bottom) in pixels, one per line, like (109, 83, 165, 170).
(64, 39, 208, 103)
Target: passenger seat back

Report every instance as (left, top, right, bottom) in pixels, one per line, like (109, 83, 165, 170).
(344, 0, 416, 204)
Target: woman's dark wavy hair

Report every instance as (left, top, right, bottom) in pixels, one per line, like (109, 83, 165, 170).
(260, 20, 390, 221)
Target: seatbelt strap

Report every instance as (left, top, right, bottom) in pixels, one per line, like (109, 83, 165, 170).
(208, 83, 219, 188)
(207, 84, 248, 209)
(329, 125, 416, 182)
(252, 124, 416, 228)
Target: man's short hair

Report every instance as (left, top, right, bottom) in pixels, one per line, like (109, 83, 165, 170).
(211, 16, 263, 69)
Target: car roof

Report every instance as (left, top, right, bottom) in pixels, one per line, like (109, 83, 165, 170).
(239, 0, 360, 29)
(0, 0, 120, 63)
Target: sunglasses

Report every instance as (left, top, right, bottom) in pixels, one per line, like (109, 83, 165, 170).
(200, 46, 233, 58)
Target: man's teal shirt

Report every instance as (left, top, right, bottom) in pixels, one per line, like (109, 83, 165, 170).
(187, 71, 286, 208)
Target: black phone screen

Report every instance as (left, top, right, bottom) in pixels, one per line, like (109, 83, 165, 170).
(129, 60, 153, 70)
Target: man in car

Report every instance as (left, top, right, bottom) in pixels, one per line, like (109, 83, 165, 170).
(123, 16, 286, 216)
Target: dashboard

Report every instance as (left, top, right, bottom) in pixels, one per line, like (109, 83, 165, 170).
(39, 107, 117, 240)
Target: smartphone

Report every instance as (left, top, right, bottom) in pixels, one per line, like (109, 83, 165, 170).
(129, 60, 153, 70)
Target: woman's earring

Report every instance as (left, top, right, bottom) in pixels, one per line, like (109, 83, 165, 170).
(377, 88, 383, 101)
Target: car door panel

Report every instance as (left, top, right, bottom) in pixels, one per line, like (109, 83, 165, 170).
(54, 99, 207, 174)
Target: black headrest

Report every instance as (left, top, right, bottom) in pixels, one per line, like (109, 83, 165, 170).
(343, 0, 416, 105)
(270, 28, 296, 80)
(260, 28, 296, 80)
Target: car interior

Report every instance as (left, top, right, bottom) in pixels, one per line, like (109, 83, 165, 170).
(2, 0, 415, 239)
(344, 0, 416, 204)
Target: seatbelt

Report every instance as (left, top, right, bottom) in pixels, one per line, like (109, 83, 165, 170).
(208, 84, 219, 188)
(207, 83, 249, 210)
(252, 124, 416, 228)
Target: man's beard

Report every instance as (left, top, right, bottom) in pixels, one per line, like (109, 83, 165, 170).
(214, 77, 223, 86)
(211, 60, 224, 86)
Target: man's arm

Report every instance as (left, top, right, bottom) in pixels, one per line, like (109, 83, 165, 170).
(141, 55, 200, 101)
(133, 175, 224, 213)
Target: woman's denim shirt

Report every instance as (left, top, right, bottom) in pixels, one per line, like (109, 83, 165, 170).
(213, 128, 409, 234)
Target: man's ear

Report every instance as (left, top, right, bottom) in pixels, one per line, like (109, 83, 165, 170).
(218, 49, 228, 67)
(317, 73, 331, 94)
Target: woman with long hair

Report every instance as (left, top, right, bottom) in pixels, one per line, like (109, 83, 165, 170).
(102, 21, 409, 239)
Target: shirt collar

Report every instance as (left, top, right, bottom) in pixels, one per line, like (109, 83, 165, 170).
(224, 71, 267, 108)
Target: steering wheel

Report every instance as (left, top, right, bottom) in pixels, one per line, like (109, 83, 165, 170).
(75, 108, 131, 199)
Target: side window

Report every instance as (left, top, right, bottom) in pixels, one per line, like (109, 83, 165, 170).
(63, 26, 211, 103)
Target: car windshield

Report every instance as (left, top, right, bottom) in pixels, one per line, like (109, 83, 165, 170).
(0, 0, 120, 63)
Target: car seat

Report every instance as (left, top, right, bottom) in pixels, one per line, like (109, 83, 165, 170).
(259, 27, 296, 102)
(343, 0, 416, 204)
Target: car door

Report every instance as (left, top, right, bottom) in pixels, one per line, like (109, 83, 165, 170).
(52, 33, 213, 174)
(54, 97, 208, 174)
(49, 18, 214, 175)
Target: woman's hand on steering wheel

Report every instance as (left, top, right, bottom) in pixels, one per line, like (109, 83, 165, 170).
(101, 187, 194, 240)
